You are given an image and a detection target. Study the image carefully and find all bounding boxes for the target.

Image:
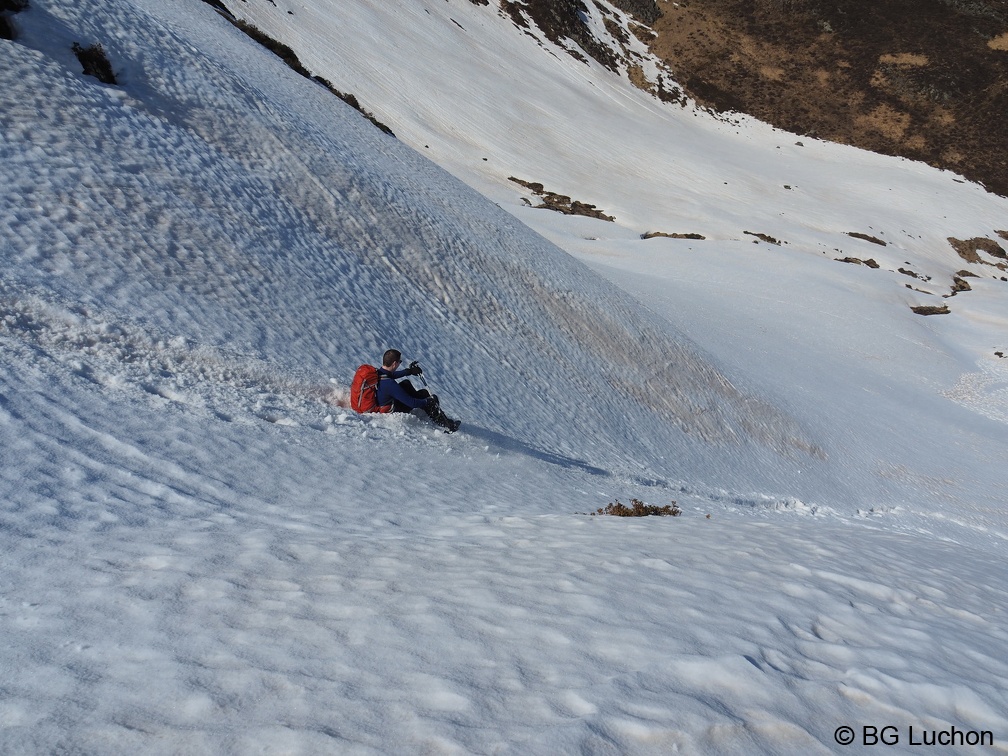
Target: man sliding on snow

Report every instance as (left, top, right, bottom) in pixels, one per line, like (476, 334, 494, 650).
(374, 348, 460, 432)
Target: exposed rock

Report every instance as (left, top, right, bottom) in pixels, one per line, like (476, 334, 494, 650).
(745, 231, 782, 245)
(947, 275, 973, 296)
(500, 0, 619, 71)
(509, 176, 615, 222)
(836, 256, 881, 268)
(642, 231, 706, 240)
(848, 232, 887, 246)
(898, 267, 929, 280)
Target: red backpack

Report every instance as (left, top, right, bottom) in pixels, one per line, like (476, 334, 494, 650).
(350, 365, 391, 413)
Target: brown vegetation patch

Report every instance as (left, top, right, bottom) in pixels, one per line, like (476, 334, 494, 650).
(949, 237, 985, 264)
(588, 498, 682, 516)
(912, 304, 951, 315)
(645, 0, 1008, 197)
(627, 63, 650, 90)
(948, 236, 1008, 265)
(857, 103, 912, 141)
(879, 52, 930, 67)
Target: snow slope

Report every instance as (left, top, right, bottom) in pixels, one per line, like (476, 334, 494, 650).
(1, 0, 1007, 752)
(226, 0, 1008, 516)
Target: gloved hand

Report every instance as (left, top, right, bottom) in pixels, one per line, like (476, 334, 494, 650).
(408, 360, 423, 376)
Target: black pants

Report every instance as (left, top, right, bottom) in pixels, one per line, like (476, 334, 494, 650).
(392, 380, 456, 431)
(390, 380, 433, 414)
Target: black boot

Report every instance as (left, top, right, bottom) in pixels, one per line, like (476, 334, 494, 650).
(424, 396, 461, 433)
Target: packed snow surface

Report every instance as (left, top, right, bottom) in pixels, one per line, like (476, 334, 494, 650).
(2, 0, 1007, 752)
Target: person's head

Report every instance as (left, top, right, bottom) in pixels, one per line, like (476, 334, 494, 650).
(382, 348, 402, 369)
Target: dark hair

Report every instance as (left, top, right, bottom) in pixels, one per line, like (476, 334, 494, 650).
(382, 349, 402, 368)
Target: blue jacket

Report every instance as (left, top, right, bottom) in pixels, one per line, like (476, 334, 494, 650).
(375, 367, 429, 410)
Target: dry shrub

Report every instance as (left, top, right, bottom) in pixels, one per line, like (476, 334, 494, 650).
(592, 498, 682, 517)
(72, 42, 117, 85)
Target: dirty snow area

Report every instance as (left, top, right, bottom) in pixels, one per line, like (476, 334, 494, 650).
(2, 0, 1008, 753)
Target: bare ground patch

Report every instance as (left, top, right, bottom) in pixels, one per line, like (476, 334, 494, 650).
(643, 0, 1008, 197)
(989, 31, 1008, 50)
(948, 236, 1008, 267)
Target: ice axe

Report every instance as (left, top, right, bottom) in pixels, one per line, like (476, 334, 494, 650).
(408, 360, 428, 390)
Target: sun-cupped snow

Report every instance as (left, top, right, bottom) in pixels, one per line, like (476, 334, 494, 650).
(2, 0, 837, 503)
(2, 0, 1007, 752)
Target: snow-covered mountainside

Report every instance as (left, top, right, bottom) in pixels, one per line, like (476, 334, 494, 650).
(2, 0, 1007, 752)
(217, 0, 1008, 512)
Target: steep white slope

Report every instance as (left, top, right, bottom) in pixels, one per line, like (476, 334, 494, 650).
(223, 0, 1008, 515)
(226, 0, 1008, 266)
(1, 0, 845, 505)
